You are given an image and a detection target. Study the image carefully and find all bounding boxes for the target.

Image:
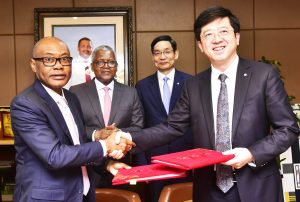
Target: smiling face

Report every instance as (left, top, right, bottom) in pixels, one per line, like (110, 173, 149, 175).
(197, 17, 240, 71)
(92, 49, 117, 85)
(152, 41, 179, 75)
(30, 37, 71, 94)
(78, 39, 93, 59)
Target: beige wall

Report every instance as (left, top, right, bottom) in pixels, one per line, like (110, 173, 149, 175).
(1, 0, 300, 105)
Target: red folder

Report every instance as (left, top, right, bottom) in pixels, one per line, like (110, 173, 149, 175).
(151, 148, 235, 170)
(112, 164, 186, 185)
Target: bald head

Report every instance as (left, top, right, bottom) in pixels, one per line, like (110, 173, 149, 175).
(32, 37, 70, 58)
(30, 36, 72, 95)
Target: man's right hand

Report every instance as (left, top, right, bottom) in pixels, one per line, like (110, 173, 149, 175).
(105, 131, 135, 159)
(94, 124, 117, 141)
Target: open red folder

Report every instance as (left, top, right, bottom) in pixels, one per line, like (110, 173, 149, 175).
(151, 148, 235, 170)
(112, 164, 186, 185)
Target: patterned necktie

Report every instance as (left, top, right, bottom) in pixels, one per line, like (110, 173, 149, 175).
(215, 74, 234, 193)
(57, 98, 90, 195)
(103, 87, 111, 126)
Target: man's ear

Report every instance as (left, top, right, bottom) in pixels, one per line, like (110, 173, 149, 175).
(235, 32, 240, 46)
(174, 50, 179, 60)
(30, 58, 37, 73)
(197, 41, 204, 53)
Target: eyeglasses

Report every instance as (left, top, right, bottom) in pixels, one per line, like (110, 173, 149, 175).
(201, 28, 234, 41)
(33, 57, 73, 67)
(153, 49, 174, 58)
(93, 60, 118, 68)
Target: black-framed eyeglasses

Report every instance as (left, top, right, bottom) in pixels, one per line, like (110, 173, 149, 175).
(93, 60, 118, 68)
(33, 57, 73, 67)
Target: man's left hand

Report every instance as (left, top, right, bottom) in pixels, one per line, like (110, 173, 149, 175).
(222, 148, 254, 169)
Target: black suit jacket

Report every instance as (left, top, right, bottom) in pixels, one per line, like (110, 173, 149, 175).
(132, 58, 299, 202)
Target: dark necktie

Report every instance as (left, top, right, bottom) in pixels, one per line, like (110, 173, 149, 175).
(216, 74, 234, 193)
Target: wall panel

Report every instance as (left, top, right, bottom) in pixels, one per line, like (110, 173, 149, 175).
(0, 36, 15, 105)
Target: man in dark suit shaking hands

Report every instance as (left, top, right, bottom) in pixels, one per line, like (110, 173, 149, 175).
(133, 35, 193, 202)
(10, 37, 132, 202)
(128, 6, 299, 202)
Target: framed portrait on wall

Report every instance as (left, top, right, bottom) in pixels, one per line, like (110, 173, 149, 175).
(34, 7, 133, 86)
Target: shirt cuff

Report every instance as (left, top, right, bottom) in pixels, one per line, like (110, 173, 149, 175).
(99, 140, 107, 157)
(248, 161, 257, 168)
(92, 130, 97, 141)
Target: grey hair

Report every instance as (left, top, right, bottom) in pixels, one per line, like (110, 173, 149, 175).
(91, 45, 116, 61)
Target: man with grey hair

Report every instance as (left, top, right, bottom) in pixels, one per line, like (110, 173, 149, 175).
(70, 45, 144, 188)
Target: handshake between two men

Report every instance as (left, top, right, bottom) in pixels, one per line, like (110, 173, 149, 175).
(96, 124, 135, 160)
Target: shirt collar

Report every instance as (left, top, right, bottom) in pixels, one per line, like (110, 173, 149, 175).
(41, 83, 67, 104)
(211, 55, 239, 81)
(95, 79, 115, 91)
(77, 55, 91, 63)
(157, 68, 175, 81)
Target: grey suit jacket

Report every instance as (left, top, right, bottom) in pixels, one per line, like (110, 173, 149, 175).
(132, 58, 299, 202)
(70, 79, 144, 140)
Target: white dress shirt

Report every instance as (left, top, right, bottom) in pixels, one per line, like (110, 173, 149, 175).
(157, 68, 175, 100)
(95, 79, 114, 118)
(42, 84, 90, 195)
(211, 55, 238, 146)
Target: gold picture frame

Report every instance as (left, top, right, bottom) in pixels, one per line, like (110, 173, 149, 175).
(34, 7, 133, 86)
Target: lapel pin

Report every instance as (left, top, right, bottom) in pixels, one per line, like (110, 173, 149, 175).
(243, 73, 247, 77)
(177, 82, 180, 85)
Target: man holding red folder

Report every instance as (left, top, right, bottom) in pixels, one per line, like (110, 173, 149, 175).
(120, 6, 299, 202)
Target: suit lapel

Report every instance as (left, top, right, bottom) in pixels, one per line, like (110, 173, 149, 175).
(232, 59, 251, 139)
(199, 69, 215, 149)
(33, 81, 74, 144)
(64, 91, 86, 143)
(109, 81, 123, 124)
(86, 80, 105, 127)
(170, 70, 184, 110)
(149, 73, 167, 115)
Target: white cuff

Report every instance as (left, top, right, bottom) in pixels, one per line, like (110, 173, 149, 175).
(99, 140, 107, 157)
(92, 130, 97, 141)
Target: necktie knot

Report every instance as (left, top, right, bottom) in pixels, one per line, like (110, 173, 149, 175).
(219, 74, 227, 82)
(103, 86, 110, 93)
(163, 77, 169, 83)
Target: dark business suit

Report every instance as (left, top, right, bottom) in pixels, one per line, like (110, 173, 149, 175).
(132, 58, 299, 202)
(11, 80, 104, 202)
(134, 69, 193, 202)
(70, 79, 144, 187)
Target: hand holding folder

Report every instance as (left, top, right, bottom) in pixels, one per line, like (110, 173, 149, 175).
(112, 148, 234, 185)
(112, 164, 186, 185)
(151, 148, 235, 170)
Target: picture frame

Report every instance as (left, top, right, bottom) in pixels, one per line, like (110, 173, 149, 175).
(34, 7, 134, 86)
